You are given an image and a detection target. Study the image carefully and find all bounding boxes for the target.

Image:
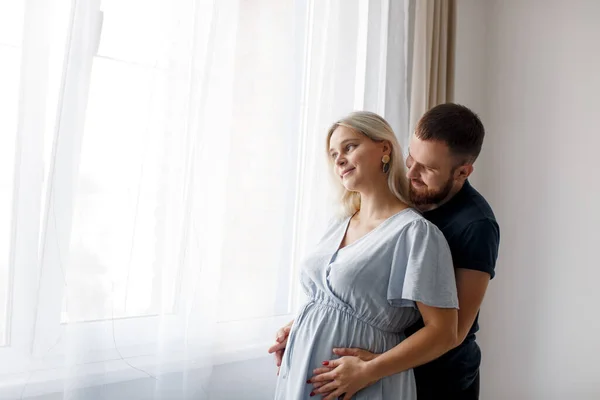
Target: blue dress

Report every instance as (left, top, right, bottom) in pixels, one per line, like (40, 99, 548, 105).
(274, 209, 458, 399)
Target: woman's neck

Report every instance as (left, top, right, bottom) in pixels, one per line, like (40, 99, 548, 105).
(356, 189, 407, 222)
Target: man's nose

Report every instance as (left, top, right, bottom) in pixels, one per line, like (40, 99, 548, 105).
(406, 164, 418, 179)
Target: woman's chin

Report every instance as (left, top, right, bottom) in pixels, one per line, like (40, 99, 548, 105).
(341, 180, 360, 192)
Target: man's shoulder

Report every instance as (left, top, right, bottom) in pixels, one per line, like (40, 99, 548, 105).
(440, 182, 496, 235)
(460, 182, 497, 223)
(444, 183, 500, 277)
(447, 182, 499, 240)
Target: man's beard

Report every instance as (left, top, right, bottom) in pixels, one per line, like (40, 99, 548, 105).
(409, 176, 454, 207)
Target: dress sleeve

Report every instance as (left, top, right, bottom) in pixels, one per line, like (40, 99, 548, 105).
(387, 219, 459, 309)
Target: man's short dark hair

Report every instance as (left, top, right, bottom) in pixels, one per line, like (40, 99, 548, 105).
(416, 103, 485, 163)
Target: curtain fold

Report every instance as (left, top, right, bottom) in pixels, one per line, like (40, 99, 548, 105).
(409, 0, 456, 137)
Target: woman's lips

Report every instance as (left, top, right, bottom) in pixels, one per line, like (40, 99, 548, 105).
(341, 167, 355, 178)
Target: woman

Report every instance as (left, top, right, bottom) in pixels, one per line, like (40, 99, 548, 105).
(269, 111, 459, 399)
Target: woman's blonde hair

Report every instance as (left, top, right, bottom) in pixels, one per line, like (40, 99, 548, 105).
(326, 111, 411, 217)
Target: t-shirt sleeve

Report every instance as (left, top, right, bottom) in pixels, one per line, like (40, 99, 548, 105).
(452, 219, 500, 279)
(387, 219, 459, 309)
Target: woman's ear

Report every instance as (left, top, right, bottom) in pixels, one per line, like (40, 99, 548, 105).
(382, 140, 392, 156)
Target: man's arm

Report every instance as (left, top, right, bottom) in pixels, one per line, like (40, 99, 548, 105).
(454, 268, 490, 347)
(451, 218, 499, 346)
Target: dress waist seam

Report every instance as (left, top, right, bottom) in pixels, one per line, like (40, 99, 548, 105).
(307, 299, 401, 335)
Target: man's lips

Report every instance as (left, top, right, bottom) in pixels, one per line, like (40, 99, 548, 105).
(411, 179, 426, 188)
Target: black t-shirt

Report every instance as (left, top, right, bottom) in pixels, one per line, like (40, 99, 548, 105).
(406, 180, 500, 391)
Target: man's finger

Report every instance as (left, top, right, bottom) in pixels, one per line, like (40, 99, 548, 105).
(342, 391, 356, 400)
(275, 349, 283, 366)
(333, 347, 358, 356)
(322, 388, 344, 400)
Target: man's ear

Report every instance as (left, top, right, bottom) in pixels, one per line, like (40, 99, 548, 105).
(455, 164, 474, 182)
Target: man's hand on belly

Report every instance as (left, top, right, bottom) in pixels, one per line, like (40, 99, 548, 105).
(332, 347, 379, 361)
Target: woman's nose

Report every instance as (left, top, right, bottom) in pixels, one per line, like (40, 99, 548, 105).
(336, 157, 346, 166)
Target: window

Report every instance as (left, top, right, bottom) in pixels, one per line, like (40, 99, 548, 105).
(60, 0, 196, 323)
(214, 0, 300, 323)
(0, 0, 25, 347)
(0, 2, 408, 394)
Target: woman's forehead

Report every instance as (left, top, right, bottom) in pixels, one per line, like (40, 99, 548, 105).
(330, 125, 363, 144)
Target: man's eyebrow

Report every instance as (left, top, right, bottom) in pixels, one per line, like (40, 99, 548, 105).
(408, 148, 439, 169)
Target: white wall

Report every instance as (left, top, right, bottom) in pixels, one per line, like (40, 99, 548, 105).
(455, 1, 600, 399)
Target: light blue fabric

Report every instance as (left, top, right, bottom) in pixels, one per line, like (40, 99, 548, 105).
(274, 208, 458, 400)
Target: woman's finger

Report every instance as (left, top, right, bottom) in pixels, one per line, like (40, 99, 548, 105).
(311, 381, 327, 389)
(309, 370, 336, 383)
(311, 367, 333, 375)
(268, 341, 286, 354)
(275, 349, 284, 366)
(276, 326, 291, 342)
(311, 381, 338, 395)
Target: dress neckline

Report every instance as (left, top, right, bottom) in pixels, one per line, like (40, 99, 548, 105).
(334, 207, 414, 254)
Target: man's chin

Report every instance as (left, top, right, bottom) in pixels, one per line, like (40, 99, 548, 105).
(410, 197, 433, 207)
(408, 188, 432, 206)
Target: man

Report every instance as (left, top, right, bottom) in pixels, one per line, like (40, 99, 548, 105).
(401, 102, 500, 399)
(270, 103, 499, 399)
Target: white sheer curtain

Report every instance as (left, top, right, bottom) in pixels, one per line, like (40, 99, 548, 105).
(0, 0, 410, 398)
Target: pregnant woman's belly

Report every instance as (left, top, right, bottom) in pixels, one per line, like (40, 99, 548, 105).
(275, 300, 416, 400)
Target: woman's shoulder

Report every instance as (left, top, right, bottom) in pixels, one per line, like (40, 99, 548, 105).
(384, 208, 446, 241)
(386, 207, 426, 230)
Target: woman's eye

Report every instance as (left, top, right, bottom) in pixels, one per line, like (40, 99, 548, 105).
(346, 144, 356, 151)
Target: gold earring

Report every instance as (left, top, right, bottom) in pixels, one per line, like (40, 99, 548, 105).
(382, 155, 390, 173)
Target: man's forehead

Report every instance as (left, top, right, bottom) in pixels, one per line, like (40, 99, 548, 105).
(409, 135, 452, 166)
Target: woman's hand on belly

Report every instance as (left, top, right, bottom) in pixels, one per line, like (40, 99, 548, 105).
(307, 355, 378, 400)
(308, 348, 380, 398)
(267, 319, 294, 375)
